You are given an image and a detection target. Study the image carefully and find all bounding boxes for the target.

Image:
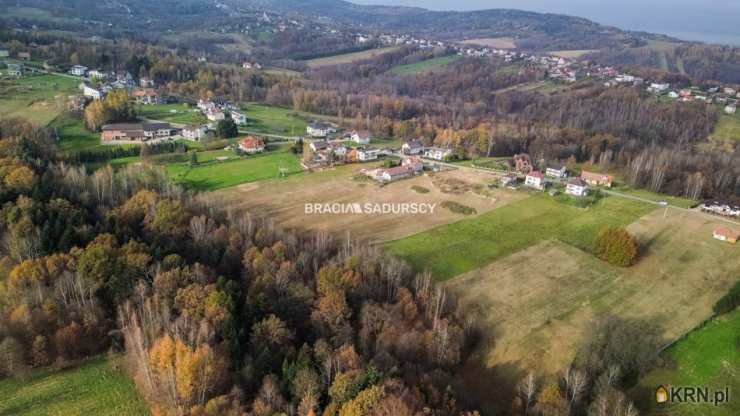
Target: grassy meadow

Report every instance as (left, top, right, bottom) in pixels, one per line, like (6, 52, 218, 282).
(0, 73, 80, 125)
(389, 55, 461, 75)
(384, 194, 655, 280)
(167, 145, 302, 191)
(0, 355, 149, 416)
(243, 104, 308, 136)
(304, 47, 401, 68)
(633, 310, 740, 415)
(710, 113, 740, 142)
(136, 103, 206, 124)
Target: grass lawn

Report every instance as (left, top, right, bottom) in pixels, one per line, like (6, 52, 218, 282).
(0, 355, 149, 416)
(710, 114, 740, 142)
(632, 310, 740, 415)
(612, 184, 700, 209)
(384, 194, 654, 281)
(167, 145, 302, 191)
(304, 47, 401, 68)
(389, 55, 461, 75)
(243, 104, 308, 136)
(0, 73, 80, 126)
(136, 103, 206, 125)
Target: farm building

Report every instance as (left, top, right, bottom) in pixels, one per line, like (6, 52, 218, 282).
(700, 200, 740, 218)
(713, 227, 739, 244)
(357, 148, 381, 162)
(580, 171, 613, 187)
(371, 157, 423, 183)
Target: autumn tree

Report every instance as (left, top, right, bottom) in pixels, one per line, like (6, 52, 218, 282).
(593, 227, 639, 267)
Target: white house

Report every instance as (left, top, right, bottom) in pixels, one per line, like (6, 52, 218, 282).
(357, 148, 380, 161)
(350, 130, 371, 145)
(329, 142, 347, 156)
(307, 122, 334, 138)
(87, 69, 108, 80)
(230, 111, 247, 125)
(545, 165, 567, 179)
(524, 171, 546, 191)
(401, 140, 424, 155)
(725, 105, 737, 115)
(565, 178, 589, 197)
(423, 147, 453, 161)
(207, 109, 226, 122)
(69, 65, 88, 77)
(182, 124, 208, 141)
(668, 91, 679, 99)
(0, 50, 9, 58)
(83, 85, 103, 100)
(6, 64, 23, 77)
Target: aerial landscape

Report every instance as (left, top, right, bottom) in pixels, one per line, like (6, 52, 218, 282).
(0, 0, 738, 415)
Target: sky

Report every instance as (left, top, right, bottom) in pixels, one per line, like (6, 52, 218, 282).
(349, 0, 740, 46)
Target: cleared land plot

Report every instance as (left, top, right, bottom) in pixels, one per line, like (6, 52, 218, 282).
(461, 37, 516, 49)
(0, 355, 149, 416)
(388, 55, 461, 75)
(208, 167, 527, 243)
(710, 114, 740, 142)
(54, 117, 137, 154)
(384, 194, 655, 280)
(0, 73, 79, 126)
(548, 50, 597, 59)
(304, 47, 401, 68)
(137, 103, 205, 125)
(448, 208, 739, 382)
(167, 145, 302, 191)
(633, 310, 740, 416)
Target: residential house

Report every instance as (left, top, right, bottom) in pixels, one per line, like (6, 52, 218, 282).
(140, 77, 155, 88)
(545, 165, 568, 179)
(309, 140, 330, 153)
(725, 105, 737, 115)
(700, 200, 740, 218)
(238, 136, 265, 154)
(115, 71, 135, 87)
(17, 52, 31, 61)
(6, 63, 23, 77)
(401, 140, 424, 155)
(132, 89, 160, 105)
(513, 153, 533, 173)
(668, 91, 679, 99)
(373, 157, 423, 183)
(83, 85, 103, 100)
(580, 171, 613, 187)
(565, 178, 589, 197)
(307, 122, 334, 138)
(182, 124, 209, 141)
(423, 147, 453, 161)
(242, 62, 262, 70)
(350, 130, 371, 145)
(357, 148, 380, 162)
(525, 171, 546, 190)
(713, 227, 739, 244)
(500, 174, 518, 187)
(101, 122, 176, 142)
(206, 109, 226, 122)
(231, 110, 247, 126)
(69, 65, 88, 77)
(328, 142, 347, 157)
(87, 69, 108, 80)
(67, 95, 87, 112)
(0, 50, 9, 58)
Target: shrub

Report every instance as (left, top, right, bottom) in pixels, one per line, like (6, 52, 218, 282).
(713, 280, 740, 315)
(411, 185, 430, 194)
(441, 201, 477, 215)
(593, 227, 638, 266)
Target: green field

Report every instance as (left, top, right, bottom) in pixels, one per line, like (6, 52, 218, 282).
(53, 117, 138, 154)
(0, 73, 80, 125)
(0, 355, 149, 416)
(167, 145, 302, 190)
(243, 104, 308, 136)
(710, 114, 740, 142)
(389, 55, 461, 75)
(385, 194, 654, 280)
(136, 103, 206, 124)
(633, 310, 740, 415)
(612, 184, 700, 209)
